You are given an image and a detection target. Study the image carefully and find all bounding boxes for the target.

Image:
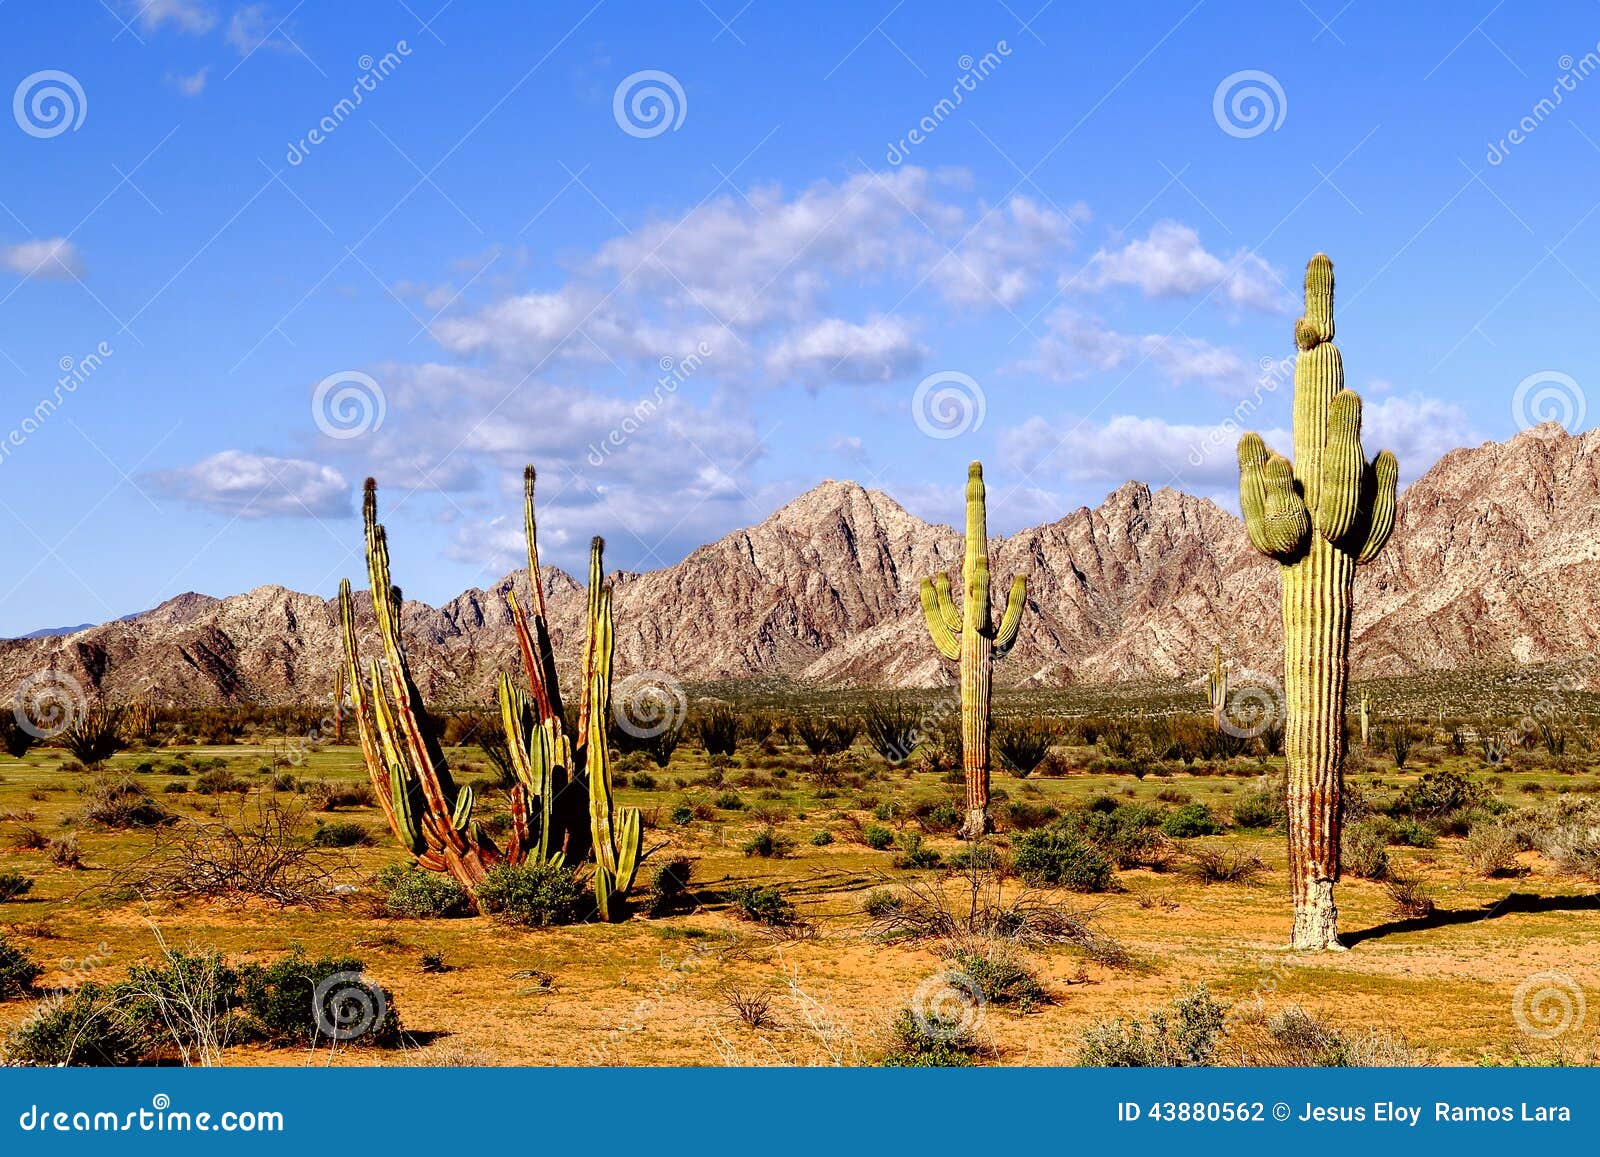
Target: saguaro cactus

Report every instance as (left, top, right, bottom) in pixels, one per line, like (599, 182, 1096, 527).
(919, 462, 1027, 839)
(1207, 645, 1228, 730)
(1237, 254, 1398, 951)
(1359, 690, 1371, 749)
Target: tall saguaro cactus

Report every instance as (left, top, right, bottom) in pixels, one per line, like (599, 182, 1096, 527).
(1237, 254, 1398, 951)
(1208, 644, 1228, 731)
(920, 462, 1027, 839)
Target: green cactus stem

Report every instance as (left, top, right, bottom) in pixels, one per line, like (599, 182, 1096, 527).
(1359, 690, 1372, 749)
(1208, 644, 1228, 731)
(1237, 254, 1398, 951)
(340, 479, 500, 890)
(920, 461, 1027, 839)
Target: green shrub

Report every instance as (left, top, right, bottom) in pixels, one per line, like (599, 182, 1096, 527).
(729, 884, 796, 926)
(81, 779, 173, 829)
(4, 987, 144, 1065)
(1231, 782, 1284, 829)
(1464, 826, 1521, 877)
(1389, 818, 1435, 848)
(916, 801, 963, 833)
(741, 826, 793, 858)
(881, 1006, 983, 1067)
(194, 767, 247, 794)
(0, 934, 43, 999)
(1161, 803, 1223, 838)
(714, 790, 745, 811)
(1398, 768, 1486, 819)
(631, 772, 657, 791)
(862, 888, 902, 918)
(949, 842, 1005, 872)
(0, 871, 33, 902)
(377, 864, 473, 919)
(861, 823, 894, 850)
(670, 803, 695, 825)
(1002, 800, 1060, 831)
(949, 948, 1046, 1009)
(892, 832, 942, 870)
(1341, 822, 1390, 880)
(312, 821, 375, 848)
(809, 829, 834, 846)
(237, 951, 399, 1046)
(1057, 802, 1164, 867)
(116, 949, 238, 1059)
(476, 862, 589, 926)
(1078, 985, 1228, 1067)
(649, 857, 694, 915)
(1011, 829, 1114, 892)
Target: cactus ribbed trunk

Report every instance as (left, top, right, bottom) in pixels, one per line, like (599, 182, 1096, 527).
(960, 625, 994, 839)
(1282, 535, 1353, 950)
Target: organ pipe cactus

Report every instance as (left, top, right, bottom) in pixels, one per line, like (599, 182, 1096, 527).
(1237, 254, 1398, 951)
(1207, 645, 1228, 731)
(919, 462, 1027, 838)
(340, 480, 499, 889)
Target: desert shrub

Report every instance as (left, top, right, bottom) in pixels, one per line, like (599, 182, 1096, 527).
(194, 767, 247, 794)
(1161, 803, 1223, 839)
(162, 782, 189, 794)
(649, 857, 694, 915)
(1388, 818, 1436, 848)
(892, 832, 942, 870)
(61, 706, 125, 769)
(631, 772, 657, 791)
(1011, 828, 1113, 892)
(742, 826, 793, 858)
(0, 871, 33, 902)
(1384, 875, 1436, 919)
(125, 798, 337, 906)
(1463, 826, 1521, 877)
(81, 778, 173, 829)
(728, 884, 797, 926)
(270, 772, 297, 792)
(861, 823, 894, 850)
(697, 706, 740, 756)
(1398, 768, 1487, 819)
(49, 836, 82, 868)
(1078, 985, 1228, 1067)
(117, 948, 239, 1064)
(237, 951, 399, 1046)
(949, 947, 1047, 1009)
(1183, 844, 1266, 885)
(311, 820, 375, 848)
(1, 716, 38, 759)
(809, 829, 834, 846)
(1002, 800, 1060, 831)
(1232, 1004, 1427, 1067)
(302, 780, 375, 810)
(476, 862, 588, 926)
(1058, 802, 1165, 868)
(11, 825, 46, 850)
(1232, 780, 1285, 829)
(863, 695, 923, 764)
(714, 790, 745, 811)
(880, 1006, 983, 1067)
(4, 987, 144, 1065)
(0, 934, 43, 999)
(949, 842, 1006, 872)
(378, 864, 473, 919)
(670, 803, 694, 825)
(1341, 822, 1390, 880)
(994, 719, 1052, 777)
(915, 800, 963, 833)
(862, 888, 902, 918)
(794, 715, 858, 756)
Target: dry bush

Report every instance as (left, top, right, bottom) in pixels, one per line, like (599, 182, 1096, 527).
(1228, 1003, 1430, 1067)
(1384, 876, 1436, 919)
(79, 777, 173, 829)
(120, 796, 341, 907)
(1181, 843, 1266, 885)
(721, 985, 781, 1029)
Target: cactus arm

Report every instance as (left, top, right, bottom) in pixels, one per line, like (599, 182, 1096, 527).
(992, 575, 1027, 657)
(934, 572, 962, 632)
(1356, 450, 1399, 564)
(920, 577, 961, 660)
(1238, 435, 1310, 558)
(1315, 390, 1364, 542)
(964, 463, 992, 630)
(518, 465, 564, 722)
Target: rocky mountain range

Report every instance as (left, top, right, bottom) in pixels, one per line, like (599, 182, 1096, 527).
(4, 423, 1599, 708)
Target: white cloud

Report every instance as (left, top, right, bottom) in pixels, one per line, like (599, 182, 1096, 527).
(168, 67, 209, 96)
(1082, 221, 1285, 311)
(2, 239, 81, 279)
(765, 316, 925, 385)
(1024, 309, 1252, 389)
(147, 452, 351, 518)
(1361, 394, 1475, 482)
(931, 195, 1086, 308)
(227, 4, 288, 54)
(1001, 412, 1284, 491)
(133, 0, 216, 33)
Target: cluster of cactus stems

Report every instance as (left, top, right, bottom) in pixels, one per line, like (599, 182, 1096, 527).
(919, 462, 1027, 839)
(1237, 254, 1398, 951)
(1207, 645, 1228, 731)
(332, 665, 345, 743)
(340, 470, 640, 920)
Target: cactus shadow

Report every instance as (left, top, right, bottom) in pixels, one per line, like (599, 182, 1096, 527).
(1344, 891, 1600, 947)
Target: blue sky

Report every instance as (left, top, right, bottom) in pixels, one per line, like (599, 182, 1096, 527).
(1, 0, 1596, 634)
